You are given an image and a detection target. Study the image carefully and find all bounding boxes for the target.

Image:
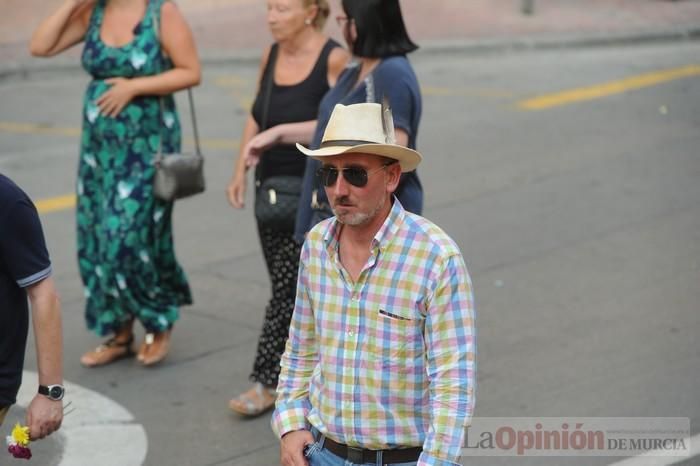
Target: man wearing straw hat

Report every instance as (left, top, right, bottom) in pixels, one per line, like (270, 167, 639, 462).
(272, 102, 475, 466)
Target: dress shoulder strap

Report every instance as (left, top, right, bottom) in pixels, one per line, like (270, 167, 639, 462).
(86, 0, 107, 31)
(303, 38, 340, 87)
(147, 0, 168, 28)
(317, 38, 341, 73)
(320, 38, 341, 62)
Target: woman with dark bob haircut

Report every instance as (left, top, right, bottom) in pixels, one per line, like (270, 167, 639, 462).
(293, 0, 423, 241)
(343, 0, 418, 57)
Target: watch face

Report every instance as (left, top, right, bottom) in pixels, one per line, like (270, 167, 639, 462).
(49, 386, 64, 400)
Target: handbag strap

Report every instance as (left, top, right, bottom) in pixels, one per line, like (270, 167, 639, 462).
(260, 44, 278, 132)
(255, 44, 278, 183)
(157, 90, 201, 157)
(151, 4, 202, 161)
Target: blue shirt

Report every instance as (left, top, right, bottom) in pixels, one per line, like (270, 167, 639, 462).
(294, 55, 423, 242)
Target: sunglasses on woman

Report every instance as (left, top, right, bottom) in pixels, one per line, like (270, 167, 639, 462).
(316, 161, 397, 188)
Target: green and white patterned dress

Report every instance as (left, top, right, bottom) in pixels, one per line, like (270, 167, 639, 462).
(77, 0, 192, 336)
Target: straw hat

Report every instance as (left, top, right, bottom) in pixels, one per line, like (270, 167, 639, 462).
(296, 102, 422, 172)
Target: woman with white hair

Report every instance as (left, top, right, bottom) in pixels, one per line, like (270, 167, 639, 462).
(225, 0, 348, 416)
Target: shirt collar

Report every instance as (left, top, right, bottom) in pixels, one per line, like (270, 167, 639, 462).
(323, 196, 405, 253)
(373, 196, 404, 250)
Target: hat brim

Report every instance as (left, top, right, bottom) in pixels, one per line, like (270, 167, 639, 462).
(296, 143, 422, 173)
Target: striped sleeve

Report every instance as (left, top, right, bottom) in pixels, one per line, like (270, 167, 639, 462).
(0, 199, 52, 289)
(272, 244, 318, 437)
(420, 253, 476, 465)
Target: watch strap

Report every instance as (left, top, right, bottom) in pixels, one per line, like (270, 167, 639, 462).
(38, 384, 65, 400)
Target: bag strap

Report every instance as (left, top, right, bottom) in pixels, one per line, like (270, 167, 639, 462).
(260, 44, 278, 131)
(151, 3, 202, 161)
(255, 44, 278, 183)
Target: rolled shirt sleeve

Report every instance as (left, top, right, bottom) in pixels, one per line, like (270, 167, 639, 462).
(419, 254, 476, 465)
(272, 244, 318, 437)
(1, 199, 52, 288)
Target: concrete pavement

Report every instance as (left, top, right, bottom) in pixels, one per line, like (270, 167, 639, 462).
(2, 0, 700, 76)
(3, 40, 699, 465)
(1, 1, 700, 465)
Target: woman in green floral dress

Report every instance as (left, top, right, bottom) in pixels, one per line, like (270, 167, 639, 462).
(30, 0, 200, 366)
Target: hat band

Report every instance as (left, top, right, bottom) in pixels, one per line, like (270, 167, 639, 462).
(320, 139, 379, 148)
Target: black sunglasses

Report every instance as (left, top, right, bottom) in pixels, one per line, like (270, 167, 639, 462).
(316, 162, 396, 188)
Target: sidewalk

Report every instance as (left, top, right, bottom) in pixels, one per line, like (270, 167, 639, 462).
(2, 0, 700, 76)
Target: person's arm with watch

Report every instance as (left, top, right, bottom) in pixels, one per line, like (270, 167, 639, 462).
(25, 276, 64, 440)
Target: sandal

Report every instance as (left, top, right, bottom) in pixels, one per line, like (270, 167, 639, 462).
(80, 336, 134, 367)
(228, 383, 277, 417)
(137, 330, 171, 367)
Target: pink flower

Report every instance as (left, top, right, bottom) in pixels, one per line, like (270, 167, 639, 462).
(8, 443, 32, 460)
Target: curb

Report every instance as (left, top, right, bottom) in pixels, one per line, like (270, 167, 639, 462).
(414, 27, 700, 57)
(1, 26, 699, 82)
(16, 371, 148, 466)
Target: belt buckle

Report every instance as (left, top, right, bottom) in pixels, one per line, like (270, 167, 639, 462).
(346, 446, 365, 464)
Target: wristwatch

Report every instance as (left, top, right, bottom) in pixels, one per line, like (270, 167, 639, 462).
(38, 384, 65, 401)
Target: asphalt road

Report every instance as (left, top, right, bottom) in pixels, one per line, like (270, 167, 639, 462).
(1, 40, 699, 465)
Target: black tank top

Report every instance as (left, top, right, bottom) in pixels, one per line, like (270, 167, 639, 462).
(252, 39, 340, 180)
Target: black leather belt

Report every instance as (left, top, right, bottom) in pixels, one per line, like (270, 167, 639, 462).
(312, 430, 422, 464)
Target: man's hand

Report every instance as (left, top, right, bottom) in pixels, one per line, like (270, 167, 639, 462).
(25, 394, 63, 440)
(280, 429, 314, 466)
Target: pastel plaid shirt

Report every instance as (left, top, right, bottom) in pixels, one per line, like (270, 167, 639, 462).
(272, 200, 476, 466)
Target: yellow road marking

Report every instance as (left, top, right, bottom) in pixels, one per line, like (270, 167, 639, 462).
(518, 64, 700, 110)
(422, 86, 515, 99)
(25, 137, 237, 215)
(1, 124, 238, 214)
(0, 122, 80, 137)
(214, 74, 255, 110)
(186, 137, 239, 150)
(0, 121, 238, 150)
(35, 194, 76, 214)
(237, 97, 254, 111)
(214, 75, 249, 88)
(217, 77, 517, 105)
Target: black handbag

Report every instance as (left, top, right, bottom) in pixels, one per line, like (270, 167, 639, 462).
(151, 10, 205, 201)
(255, 175, 303, 230)
(153, 89, 205, 201)
(253, 44, 302, 229)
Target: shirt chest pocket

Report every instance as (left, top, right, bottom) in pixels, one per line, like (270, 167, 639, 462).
(366, 308, 424, 365)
